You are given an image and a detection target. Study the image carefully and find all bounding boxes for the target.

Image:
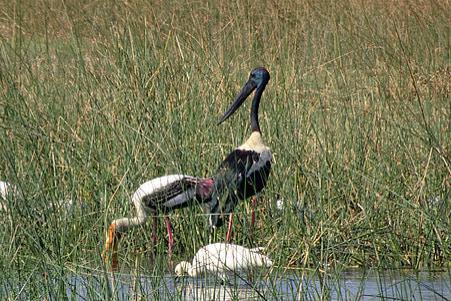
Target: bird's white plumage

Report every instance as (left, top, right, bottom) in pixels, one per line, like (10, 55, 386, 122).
(0, 181, 18, 212)
(276, 199, 284, 210)
(131, 174, 189, 213)
(162, 188, 196, 208)
(237, 132, 272, 178)
(175, 243, 272, 281)
(111, 174, 195, 233)
(0, 181, 14, 200)
(0, 180, 77, 214)
(238, 131, 269, 153)
(131, 175, 187, 203)
(245, 149, 271, 178)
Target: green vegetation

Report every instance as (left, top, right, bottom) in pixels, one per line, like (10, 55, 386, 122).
(0, 0, 449, 299)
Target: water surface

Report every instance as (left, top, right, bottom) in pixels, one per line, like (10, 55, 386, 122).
(62, 269, 450, 300)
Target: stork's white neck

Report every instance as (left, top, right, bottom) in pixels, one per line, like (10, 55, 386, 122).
(112, 202, 147, 233)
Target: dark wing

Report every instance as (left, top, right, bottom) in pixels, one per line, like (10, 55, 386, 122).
(216, 149, 261, 191)
(207, 149, 271, 227)
(137, 176, 201, 212)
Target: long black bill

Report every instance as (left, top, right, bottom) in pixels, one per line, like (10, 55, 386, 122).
(218, 80, 257, 125)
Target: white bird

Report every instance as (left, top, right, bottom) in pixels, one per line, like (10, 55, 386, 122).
(175, 243, 272, 282)
(102, 174, 213, 269)
(1, 180, 77, 212)
(276, 199, 284, 211)
(0, 181, 15, 199)
(0, 181, 18, 212)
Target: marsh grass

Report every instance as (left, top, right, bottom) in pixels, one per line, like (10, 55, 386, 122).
(0, 0, 449, 299)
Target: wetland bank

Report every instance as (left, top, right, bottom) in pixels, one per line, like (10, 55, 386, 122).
(0, 0, 449, 299)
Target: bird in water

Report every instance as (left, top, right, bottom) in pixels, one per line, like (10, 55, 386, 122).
(102, 67, 272, 268)
(206, 67, 272, 240)
(102, 174, 213, 269)
(175, 243, 272, 282)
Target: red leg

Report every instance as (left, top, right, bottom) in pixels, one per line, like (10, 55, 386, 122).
(164, 216, 174, 258)
(226, 212, 234, 242)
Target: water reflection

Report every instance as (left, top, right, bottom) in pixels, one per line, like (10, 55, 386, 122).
(58, 269, 451, 300)
(177, 278, 265, 300)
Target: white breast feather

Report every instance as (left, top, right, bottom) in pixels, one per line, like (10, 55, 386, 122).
(236, 132, 272, 177)
(246, 149, 271, 178)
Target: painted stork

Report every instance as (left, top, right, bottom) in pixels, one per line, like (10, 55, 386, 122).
(206, 67, 272, 240)
(102, 174, 213, 269)
(102, 67, 271, 268)
(174, 242, 272, 282)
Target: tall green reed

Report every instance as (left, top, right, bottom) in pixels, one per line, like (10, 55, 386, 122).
(0, 1, 448, 282)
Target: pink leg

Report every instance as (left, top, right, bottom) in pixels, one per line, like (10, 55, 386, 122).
(226, 213, 234, 242)
(164, 216, 174, 258)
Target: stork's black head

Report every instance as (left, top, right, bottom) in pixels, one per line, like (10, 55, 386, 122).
(218, 67, 270, 124)
(249, 67, 270, 89)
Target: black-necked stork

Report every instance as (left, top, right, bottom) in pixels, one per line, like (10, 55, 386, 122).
(207, 67, 272, 240)
(102, 67, 271, 268)
(102, 174, 213, 269)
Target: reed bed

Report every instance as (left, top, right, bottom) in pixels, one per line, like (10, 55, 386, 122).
(0, 0, 449, 299)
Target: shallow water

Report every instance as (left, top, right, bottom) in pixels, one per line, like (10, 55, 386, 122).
(1, 268, 449, 300)
(61, 269, 450, 300)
